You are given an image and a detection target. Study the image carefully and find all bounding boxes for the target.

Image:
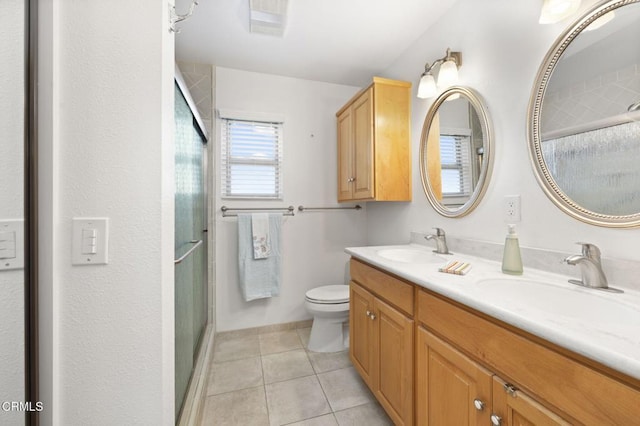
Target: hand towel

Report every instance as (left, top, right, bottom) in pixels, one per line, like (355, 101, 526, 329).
(238, 213, 282, 301)
(251, 213, 271, 259)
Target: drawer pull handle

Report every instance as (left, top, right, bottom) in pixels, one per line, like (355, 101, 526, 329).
(490, 414, 502, 426)
(473, 399, 485, 411)
(503, 383, 518, 397)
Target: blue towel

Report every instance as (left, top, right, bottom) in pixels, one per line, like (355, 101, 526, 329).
(238, 213, 282, 301)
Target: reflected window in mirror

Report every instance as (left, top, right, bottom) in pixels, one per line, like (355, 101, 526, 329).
(420, 87, 493, 218)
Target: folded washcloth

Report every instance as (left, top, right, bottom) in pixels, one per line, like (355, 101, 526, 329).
(439, 260, 472, 275)
(251, 213, 271, 259)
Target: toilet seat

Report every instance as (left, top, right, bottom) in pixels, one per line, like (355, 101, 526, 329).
(305, 285, 349, 304)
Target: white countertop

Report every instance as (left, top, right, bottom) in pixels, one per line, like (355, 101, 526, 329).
(345, 244, 640, 381)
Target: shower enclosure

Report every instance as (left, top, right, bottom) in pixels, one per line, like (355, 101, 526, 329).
(174, 80, 208, 420)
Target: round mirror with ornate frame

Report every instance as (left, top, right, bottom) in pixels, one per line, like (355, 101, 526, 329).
(419, 86, 494, 218)
(528, 0, 640, 227)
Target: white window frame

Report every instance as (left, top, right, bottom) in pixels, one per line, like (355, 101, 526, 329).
(439, 127, 473, 201)
(219, 110, 284, 200)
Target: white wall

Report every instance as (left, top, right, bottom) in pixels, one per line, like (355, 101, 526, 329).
(215, 67, 366, 331)
(0, 1, 25, 424)
(38, 1, 176, 425)
(366, 0, 640, 264)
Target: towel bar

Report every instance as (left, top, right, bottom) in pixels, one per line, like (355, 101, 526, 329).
(220, 205, 295, 217)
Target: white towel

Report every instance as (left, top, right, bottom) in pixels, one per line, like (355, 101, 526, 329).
(238, 213, 282, 301)
(251, 213, 271, 259)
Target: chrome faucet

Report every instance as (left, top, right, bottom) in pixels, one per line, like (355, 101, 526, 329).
(425, 228, 451, 255)
(564, 242, 622, 293)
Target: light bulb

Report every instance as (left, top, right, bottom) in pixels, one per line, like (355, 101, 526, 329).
(539, 0, 582, 24)
(417, 73, 437, 99)
(437, 60, 458, 89)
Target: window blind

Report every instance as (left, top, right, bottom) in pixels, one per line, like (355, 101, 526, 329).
(221, 118, 283, 199)
(440, 133, 473, 196)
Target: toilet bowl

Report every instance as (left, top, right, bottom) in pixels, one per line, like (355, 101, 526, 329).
(304, 285, 350, 352)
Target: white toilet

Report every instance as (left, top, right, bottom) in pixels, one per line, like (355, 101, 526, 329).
(304, 285, 350, 352)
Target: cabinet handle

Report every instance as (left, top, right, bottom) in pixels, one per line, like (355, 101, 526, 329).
(473, 399, 485, 411)
(490, 414, 502, 426)
(369, 313, 376, 320)
(503, 383, 518, 397)
(347, 177, 355, 182)
(366, 310, 372, 317)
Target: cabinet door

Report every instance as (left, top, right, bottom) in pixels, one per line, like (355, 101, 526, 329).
(416, 327, 493, 426)
(352, 87, 374, 200)
(374, 297, 414, 426)
(491, 377, 571, 426)
(337, 107, 354, 201)
(349, 282, 375, 388)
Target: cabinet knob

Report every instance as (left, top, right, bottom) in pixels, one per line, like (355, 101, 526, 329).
(347, 177, 355, 182)
(370, 313, 376, 320)
(490, 414, 502, 426)
(366, 310, 372, 317)
(473, 399, 485, 411)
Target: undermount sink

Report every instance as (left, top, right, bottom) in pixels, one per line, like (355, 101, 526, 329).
(476, 278, 640, 325)
(376, 248, 445, 264)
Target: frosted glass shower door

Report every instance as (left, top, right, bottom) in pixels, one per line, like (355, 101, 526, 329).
(174, 85, 208, 420)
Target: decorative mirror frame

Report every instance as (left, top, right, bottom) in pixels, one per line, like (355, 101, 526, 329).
(527, 0, 640, 228)
(419, 86, 494, 218)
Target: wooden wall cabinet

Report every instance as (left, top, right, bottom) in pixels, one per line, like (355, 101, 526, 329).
(349, 260, 414, 425)
(337, 77, 411, 202)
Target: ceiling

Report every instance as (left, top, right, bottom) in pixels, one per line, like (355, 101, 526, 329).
(174, 0, 458, 87)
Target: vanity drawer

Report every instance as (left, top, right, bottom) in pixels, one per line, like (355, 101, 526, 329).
(417, 289, 640, 425)
(350, 259, 414, 316)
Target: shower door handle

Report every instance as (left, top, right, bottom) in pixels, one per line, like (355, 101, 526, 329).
(174, 239, 203, 264)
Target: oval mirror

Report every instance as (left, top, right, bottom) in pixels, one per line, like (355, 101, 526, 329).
(528, 0, 640, 227)
(419, 86, 494, 217)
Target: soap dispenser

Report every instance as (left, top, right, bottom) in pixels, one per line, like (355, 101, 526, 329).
(502, 224, 523, 275)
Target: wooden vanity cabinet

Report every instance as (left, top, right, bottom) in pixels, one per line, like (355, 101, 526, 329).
(416, 326, 569, 426)
(417, 289, 640, 426)
(337, 77, 411, 202)
(349, 259, 414, 425)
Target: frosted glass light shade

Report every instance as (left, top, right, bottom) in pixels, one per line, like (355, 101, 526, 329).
(437, 60, 458, 89)
(417, 73, 437, 99)
(539, 0, 582, 24)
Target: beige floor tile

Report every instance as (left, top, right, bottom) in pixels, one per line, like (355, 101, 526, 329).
(296, 327, 311, 349)
(207, 356, 263, 395)
(333, 402, 392, 426)
(201, 386, 269, 426)
(262, 349, 314, 384)
(265, 375, 331, 426)
(212, 334, 261, 363)
(317, 367, 374, 412)
(286, 413, 339, 426)
(259, 330, 303, 355)
(307, 350, 351, 374)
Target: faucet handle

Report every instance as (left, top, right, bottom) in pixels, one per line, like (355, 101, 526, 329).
(575, 242, 601, 262)
(433, 227, 446, 236)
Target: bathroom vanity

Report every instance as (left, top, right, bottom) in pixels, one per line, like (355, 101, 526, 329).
(346, 246, 640, 426)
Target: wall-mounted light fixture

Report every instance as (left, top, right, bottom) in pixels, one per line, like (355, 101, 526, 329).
(417, 48, 462, 99)
(539, 0, 582, 24)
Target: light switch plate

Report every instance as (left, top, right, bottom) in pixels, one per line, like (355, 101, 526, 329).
(0, 220, 24, 271)
(72, 217, 109, 265)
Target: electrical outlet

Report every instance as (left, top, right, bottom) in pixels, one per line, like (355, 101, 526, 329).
(504, 195, 521, 222)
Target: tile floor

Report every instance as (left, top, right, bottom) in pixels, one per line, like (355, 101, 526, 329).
(201, 326, 392, 426)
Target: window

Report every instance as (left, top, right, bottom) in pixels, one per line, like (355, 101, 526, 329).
(221, 118, 283, 199)
(439, 130, 472, 197)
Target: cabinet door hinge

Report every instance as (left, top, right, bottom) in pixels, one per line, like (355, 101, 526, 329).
(503, 383, 518, 397)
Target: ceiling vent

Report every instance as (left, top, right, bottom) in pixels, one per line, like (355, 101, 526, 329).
(249, 0, 289, 36)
